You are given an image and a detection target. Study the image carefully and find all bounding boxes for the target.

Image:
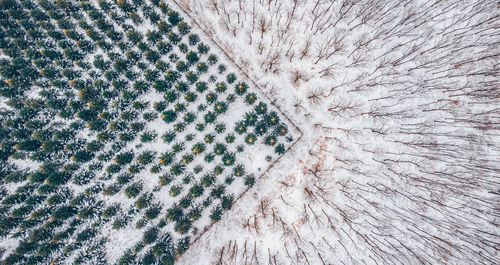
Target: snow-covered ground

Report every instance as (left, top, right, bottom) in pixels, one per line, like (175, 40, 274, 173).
(173, 0, 500, 264)
(0, 0, 498, 264)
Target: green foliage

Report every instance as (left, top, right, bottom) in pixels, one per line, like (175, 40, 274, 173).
(125, 182, 143, 198)
(185, 51, 198, 64)
(71, 150, 94, 163)
(275, 143, 286, 154)
(254, 121, 268, 136)
(233, 164, 245, 177)
(198, 43, 209, 54)
(135, 193, 152, 209)
(114, 152, 134, 166)
(44, 172, 71, 185)
(245, 112, 258, 126)
(234, 82, 248, 95)
(166, 203, 182, 223)
(265, 135, 277, 146)
(255, 102, 268, 114)
(209, 205, 223, 223)
(0, 3, 294, 260)
(195, 81, 207, 92)
(171, 142, 184, 153)
(140, 131, 157, 143)
(145, 204, 162, 220)
(161, 110, 177, 123)
(175, 60, 188, 72)
(112, 216, 129, 230)
(225, 134, 236, 143)
(102, 204, 120, 219)
(221, 195, 234, 211)
(174, 217, 192, 235)
(170, 163, 185, 176)
(159, 174, 173, 186)
(188, 183, 204, 198)
(215, 82, 227, 93)
(176, 237, 190, 256)
(102, 184, 120, 196)
(184, 92, 197, 103)
(204, 112, 216, 124)
(116, 173, 134, 185)
(245, 176, 255, 187)
(169, 185, 182, 197)
(196, 62, 208, 73)
(213, 101, 227, 114)
(180, 154, 193, 164)
(137, 151, 155, 165)
(51, 205, 76, 221)
(235, 121, 247, 134)
(118, 249, 136, 265)
(191, 142, 205, 155)
(245, 134, 257, 145)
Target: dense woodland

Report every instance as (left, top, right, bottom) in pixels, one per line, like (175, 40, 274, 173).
(0, 0, 297, 264)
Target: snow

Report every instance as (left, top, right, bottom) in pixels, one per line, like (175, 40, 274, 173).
(171, 0, 500, 264)
(1, 0, 498, 264)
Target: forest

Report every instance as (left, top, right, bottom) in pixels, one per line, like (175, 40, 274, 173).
(0, 0, 299, 263)
(1, 0, 499, 264)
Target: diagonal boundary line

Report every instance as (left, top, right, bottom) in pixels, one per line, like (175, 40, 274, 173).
(168, 0, 304, 259)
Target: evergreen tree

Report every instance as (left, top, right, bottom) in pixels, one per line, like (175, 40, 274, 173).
(255, 102, 268, 114)
(102, 204, 120, 219)
(185, 51, 198, 65)
(221, 194, 234, 211)
(177, 21, 190, 35)
(184, 92, 197, 103)
(265, 135, 277, 146)
(213, 101, 227, 114)
(245, 134, 256, 145)
(245, 112, 258, 126)
(222, 152, 235, 166)
(144, 204, 161, 220)
(44, 172, 71, 185)
(226, 73, 236, 83)
(188, 33, 200, 46)
(117, 249, 136, 265)
(174, 217, 191, 234)
(137, 151, 155, 165)
(124, 182, 142, 198)
(188, 207, 202, 222)
(275, 143, 286, 154)
(51, 205, 76, 221)
(254, 121, 268, 136)
(135, 193, 151, 209)
(204, 112, 216, 124)
(176, 236, 190, 257)
(245, 176, 255, 187)
(165, 203, 182, 223)
(234, 82, 248, 95)
(191, 143, 205, 155)
(70, 150, 94, 162)
(170, 163, 185, 176)
(114, 152, 134, 166)
(169, 185, 182, 197)
(209, 205, 222, 223)
(206, 92, 217, 104)
(196, 62, 208, 73)
(188, 183, 204, 198)
(235, 121, 247, 134)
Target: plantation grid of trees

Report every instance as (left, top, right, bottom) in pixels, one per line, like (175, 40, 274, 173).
(0, 0, 298, 263)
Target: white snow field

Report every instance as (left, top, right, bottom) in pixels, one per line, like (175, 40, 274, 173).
(172, 0, 500, 264)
